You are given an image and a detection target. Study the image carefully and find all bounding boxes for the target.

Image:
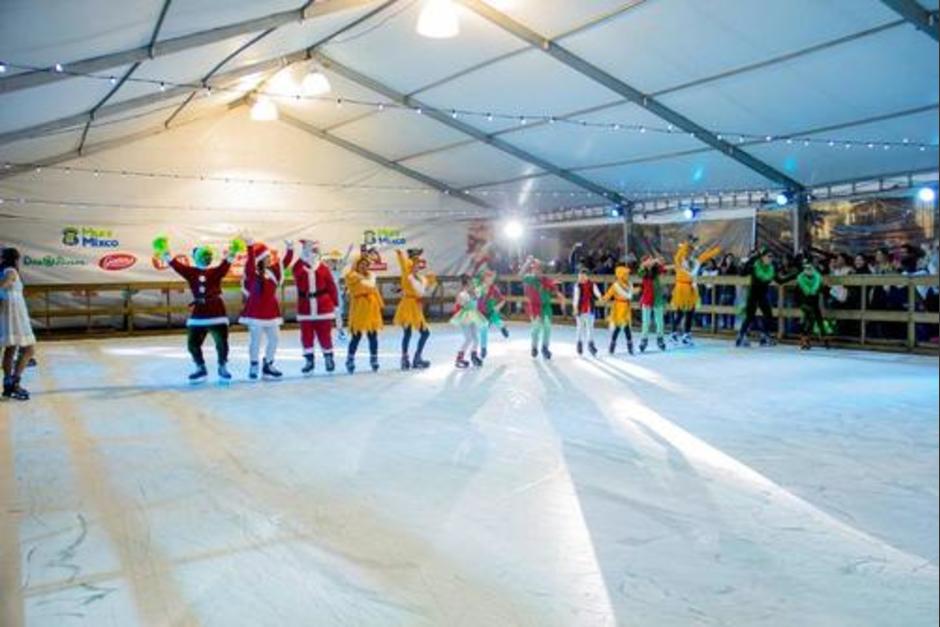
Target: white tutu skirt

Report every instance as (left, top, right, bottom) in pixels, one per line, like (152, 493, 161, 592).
(0, 279, 36, 347)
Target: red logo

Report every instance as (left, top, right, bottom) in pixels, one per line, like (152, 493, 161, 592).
(99, 253, 137, 271)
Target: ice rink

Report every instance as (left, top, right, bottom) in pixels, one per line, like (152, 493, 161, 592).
(1, 323, 937, 627)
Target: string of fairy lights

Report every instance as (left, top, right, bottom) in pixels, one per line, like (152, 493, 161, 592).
(2, 59, 938, 152)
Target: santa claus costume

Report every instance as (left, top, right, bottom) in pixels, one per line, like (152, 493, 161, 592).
(572, 267, 602, 356)
(601, 266, 635, 356)
(393, 248, 436, 370)
(521, 257, 566, 360)
(239, 240, 284, 380)
(154, 236, 236, 382)
(284, 240, 339, 374)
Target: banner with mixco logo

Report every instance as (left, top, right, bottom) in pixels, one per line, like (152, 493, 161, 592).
(1, 215, 480, 285)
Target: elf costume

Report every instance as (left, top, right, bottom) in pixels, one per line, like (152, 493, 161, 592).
(736, 247, 778, 348)
(344, 255, 385, 374)
(154, 236, 235, 382)
(522, 259, 565, 360)
(638, 256, 668, 352)
(601, 266, 634, 356)
(394, 249, 437, 370)
(284, 240, 339, 374)
(239, 240, 285, 379)
(670, 241, 722, 346)
(476, 270, 509, 359)
(795, 262, 831, 350)
(573, 269, 603, 357)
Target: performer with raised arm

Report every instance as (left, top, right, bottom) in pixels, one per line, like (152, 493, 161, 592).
(670, 236, 722, 346)
(153, 235, 238, 382)
(451, 274, 486, 369)
(601, 265, 635, 356)
(637, 254, 669, 353)
(521, 256, 567, 360)
(324, 244, 354, 342)
(344, 252, 384, 374)
(394, 248, 437, 371)
(573, 266, 602, 357)
(239, 238, 285, 379)
(284, 239, 339, 374)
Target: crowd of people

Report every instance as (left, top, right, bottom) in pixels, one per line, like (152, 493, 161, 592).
(1, 235, 937, 402)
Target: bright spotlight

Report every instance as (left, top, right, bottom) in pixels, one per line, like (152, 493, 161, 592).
(776, 193, 790, 206)
(610, 206, 622, 218)
(417, 0, 460, 39)
(250, 97, 278, 122)
(302, 70, 331, 96)
(682, 207, 696, 221)
(917, 186, 937, 203)
(503, 219, 524, 240)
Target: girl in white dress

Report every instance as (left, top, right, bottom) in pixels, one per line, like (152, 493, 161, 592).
(1, 248, 36, 400)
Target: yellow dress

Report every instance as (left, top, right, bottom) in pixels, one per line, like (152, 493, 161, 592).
(603, 281, 633, 327)
(393, 250, 437, 330)
(346, 269, 385, 333)
(671, 243, 721, 311)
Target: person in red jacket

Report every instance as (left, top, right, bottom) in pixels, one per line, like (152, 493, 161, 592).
(284, 239, 339, 374)
(153, 236, 235, 382)
(239, 239, 284, 380)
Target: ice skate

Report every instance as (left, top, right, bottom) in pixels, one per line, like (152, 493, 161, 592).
(345, 356, 356, 374)
(541, 345, 552, 360)
(401, 354, 412, 371)
(470, 352, 484, 367)
(455, 352, 470, 369)
(2, 376, 12, 399)
(735, 333, 750, 348)
(370, 354, 380, 372)
(823, 338, 832, 350)
(627, 341, 634, 356)
(500, 327, 510, 339)
(324, 354, 336, 373)
(531, 346, 539, 358)
(302, 354, 315, 374)
(800, 335, 811, 351)
(588, 342, 598, 357)
(670, 331, 680, 343)
(656, 336, 667, 352)
(249, 361, 260, 380)
(412, 354, 430, 370)
(609, 338, 617, 355)
(3, 376, 29, 401)
(577, 341, 584, 356)
(639, 338, 648, 353)
(681, 333, 694, 347)
(759, 333, 776, 347)
(480, 347, 488, 360)
(188, 363, 208, 382)
(262, 360, 283, 379)
(217, 363, 232, 380)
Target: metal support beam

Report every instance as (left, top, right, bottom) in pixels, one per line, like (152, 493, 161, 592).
(313, 52, 629, 206)
(0, 55, 293, 147)
(793, 195, 810, 253)
(279, 113, 493, 211)
(457, 0, 806, 193)
(0, 0, 381, 94)
(879, 0, 939, 41)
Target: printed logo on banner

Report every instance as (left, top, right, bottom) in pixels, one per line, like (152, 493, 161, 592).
(98, 253, 137, 271)
(362, 228, 406, 271)
(62, 226, 120, 249)
(23, 254, 88, 268)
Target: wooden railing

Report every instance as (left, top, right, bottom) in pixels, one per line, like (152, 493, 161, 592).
(23, 274, 939, 352)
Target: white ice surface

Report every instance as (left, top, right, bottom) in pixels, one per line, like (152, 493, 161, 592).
(0, 324, 937, 627)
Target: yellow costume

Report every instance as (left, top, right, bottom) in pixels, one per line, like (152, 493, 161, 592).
(602, 266, 634, 327)
(393, 250, 437, 330)
(671, 242, 721, 311)
(345, 264, 385, 333)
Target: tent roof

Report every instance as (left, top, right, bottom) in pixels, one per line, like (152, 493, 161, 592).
(1, 0, 937, 215)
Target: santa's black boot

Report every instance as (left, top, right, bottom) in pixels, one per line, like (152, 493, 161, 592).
(471, 352, 484, 367)
(263, 360, 283, 379)
(188, 363, 208, 382)
(577, 341, 584, 356)
(588, 342, 598, 357)
(302, 354, 315, 374)
(455, 352, 470, 369)
(401, 354, 412, 371)
(324, 353, 336, 373)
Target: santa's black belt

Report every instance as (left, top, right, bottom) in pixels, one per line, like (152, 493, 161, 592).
(191, 296, 221, 306)
(298, 289, 328, 299)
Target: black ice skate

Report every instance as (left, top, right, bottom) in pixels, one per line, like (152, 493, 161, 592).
(736, 333, 750, 348)
(541, 345, 552, 360)
(639, 338, 648, 353)
(302, 354, 315, 374)
(401, 354, 412, 371)
(218, 363, 232, 380)
(370, 354, 380, 372)
(412, 354, 431, 369)
(346, 356, 356, 374)
(481, 347, 488, 360)
(588, 342, 598, 357)
(500, 327, 510, 339)
(455, 353, 470, 369)
(188, 364, 208, 382)
(577, 341, 584, 356)
(681, 334, 694, 347)
(324, 353, 336, 373)
(531, 346, 539, 358)
(627, 341, 634, 356)
(609, 339, 617, 355)
(3, 376, 29, 401)
(262, 360, 283, 379)
(249, 361, 260, 380)
(656, 337, 667, 352)
(759, 334, 776, 347)
(470, 352, 484, 367)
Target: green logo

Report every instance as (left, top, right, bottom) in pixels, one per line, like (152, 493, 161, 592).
(24, 254, 88, 268)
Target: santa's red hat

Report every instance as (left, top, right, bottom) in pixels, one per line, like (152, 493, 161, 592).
(250, 242, 271, 261)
